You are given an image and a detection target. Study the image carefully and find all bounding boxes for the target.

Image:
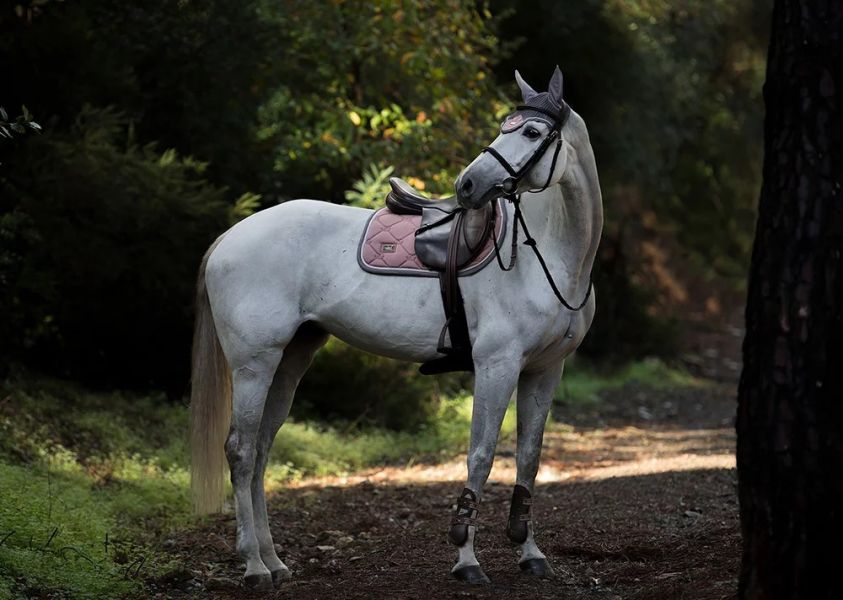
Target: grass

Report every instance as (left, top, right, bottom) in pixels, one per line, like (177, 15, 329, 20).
(0, 375, 505, 598)
(0, 378, 190, 599)
(0, 358, 696, 598)
(266, 393, 516, 483)
(556, 357, 700, 407)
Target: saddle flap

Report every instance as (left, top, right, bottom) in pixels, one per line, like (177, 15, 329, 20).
(415, 203, 494, 271)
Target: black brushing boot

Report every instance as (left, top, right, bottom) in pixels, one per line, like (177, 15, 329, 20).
(448, 488, 491, 584)
(507, 484, 555, 578)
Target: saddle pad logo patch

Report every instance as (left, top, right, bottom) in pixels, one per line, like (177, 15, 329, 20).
(502, 113, 525, 133)
(381, 242, 396, 253)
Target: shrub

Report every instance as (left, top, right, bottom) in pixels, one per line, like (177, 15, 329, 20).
(294, 339, 469, 431)
(0, 107, 231, 390)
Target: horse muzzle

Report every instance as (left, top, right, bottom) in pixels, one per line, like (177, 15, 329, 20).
(455, 172, 507, 210)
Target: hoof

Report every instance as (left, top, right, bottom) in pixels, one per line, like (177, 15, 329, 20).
(243, 571, 274, 591)
(452, 564, 491, 584)
(271, 568, 292, 587)
(519, 557, 555, 578)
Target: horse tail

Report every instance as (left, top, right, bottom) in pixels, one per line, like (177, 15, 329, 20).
(190, 233, 231, 514)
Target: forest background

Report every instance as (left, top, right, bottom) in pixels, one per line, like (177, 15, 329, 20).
(0, 2, 772, 596)
(1, 0, 769, 416)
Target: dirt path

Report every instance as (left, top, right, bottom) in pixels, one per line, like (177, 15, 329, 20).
(151, 384, 738, 600)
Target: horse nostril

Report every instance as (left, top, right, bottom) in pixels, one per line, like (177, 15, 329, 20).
(460, 177, 474, 196)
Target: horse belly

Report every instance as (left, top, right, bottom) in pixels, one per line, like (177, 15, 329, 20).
(269, 202, 448, 362)
(312, 271, 447, 363)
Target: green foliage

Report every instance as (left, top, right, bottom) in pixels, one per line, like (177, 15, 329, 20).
(557, 357, 700, 407)
(345, 164, 395, 208)
(295, 339, 468, 431)
(256, 0, 504, 200)
(269, 393, 516, 479)
(0, 462, 138, 598)
(0, 376, 190, 599)
(0, 105, 40, 141)
(230, 191, 263, 222)
(0, 106, 231, 387)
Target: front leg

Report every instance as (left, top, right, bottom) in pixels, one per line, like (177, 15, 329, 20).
(449, 355, 521, 584)
(507, 362, 564, 577)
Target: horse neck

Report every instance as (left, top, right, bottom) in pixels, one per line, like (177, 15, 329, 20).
(520, 125, 603, 298)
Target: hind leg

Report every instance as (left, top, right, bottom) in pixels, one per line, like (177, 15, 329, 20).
(508, 362, 564, 577)
(225, 348, 284, 591)
(251, 324, 329, 586)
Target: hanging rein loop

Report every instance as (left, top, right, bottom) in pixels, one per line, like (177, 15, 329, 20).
(484, 101, 592, 312)
(492, 194, 592, 311)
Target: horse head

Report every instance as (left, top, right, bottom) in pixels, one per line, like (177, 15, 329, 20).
(455, 66, 571, 209)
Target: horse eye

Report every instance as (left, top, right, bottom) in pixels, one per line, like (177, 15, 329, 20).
(524, 127, 541, 140)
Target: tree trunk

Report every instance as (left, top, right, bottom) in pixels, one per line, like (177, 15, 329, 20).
(737, 1, 843, 599)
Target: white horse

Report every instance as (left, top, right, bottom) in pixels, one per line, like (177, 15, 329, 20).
(190, 66, 602, 588)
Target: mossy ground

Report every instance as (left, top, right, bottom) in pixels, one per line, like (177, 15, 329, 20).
(0, 359, 697, 598)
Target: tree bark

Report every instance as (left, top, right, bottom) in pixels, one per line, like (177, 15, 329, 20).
(737, 1, 843, 599)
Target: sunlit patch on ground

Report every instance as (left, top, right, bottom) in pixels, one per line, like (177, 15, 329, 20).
(154, 384, 739, 600)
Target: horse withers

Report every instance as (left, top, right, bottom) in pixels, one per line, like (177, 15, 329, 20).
(190, 66, 603, 588)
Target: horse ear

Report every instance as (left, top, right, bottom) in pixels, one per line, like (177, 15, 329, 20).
(515, 70, 538, 103)
(548, 66, 564, 106)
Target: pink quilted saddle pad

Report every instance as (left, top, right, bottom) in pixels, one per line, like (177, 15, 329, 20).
(357, 199, 507, 277)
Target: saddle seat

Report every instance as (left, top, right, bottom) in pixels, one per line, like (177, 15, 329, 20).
(386, 177, 494, 271)
(386, 177, 460, 215)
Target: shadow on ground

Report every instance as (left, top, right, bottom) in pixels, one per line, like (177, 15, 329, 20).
(150, 384, 739, 600)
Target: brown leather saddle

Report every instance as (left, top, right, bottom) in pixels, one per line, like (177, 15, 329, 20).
(385, 177, 496, 374)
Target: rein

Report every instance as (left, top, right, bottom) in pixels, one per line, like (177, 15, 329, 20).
(493, 193, 593, 312)
(485, 102, 592, 312)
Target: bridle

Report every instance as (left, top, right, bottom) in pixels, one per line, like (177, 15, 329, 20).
(482, 103, 571, 195)
(483, 102, 593, 312)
